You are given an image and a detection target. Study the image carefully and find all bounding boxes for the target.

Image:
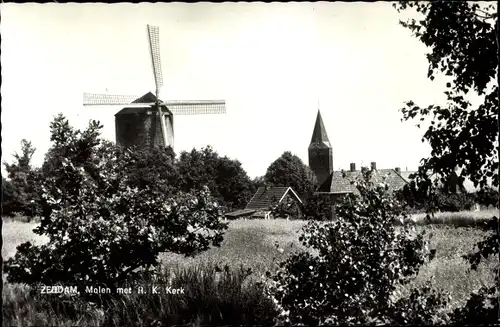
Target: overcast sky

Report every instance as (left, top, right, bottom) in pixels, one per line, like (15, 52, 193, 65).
(0, 3, 486, 178)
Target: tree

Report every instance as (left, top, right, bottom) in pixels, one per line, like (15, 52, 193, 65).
(263, 170, 448, 325)
(2, 139, 42, 217)
(394, 1, 499, 323)
(264, 151, 317, 200)
(2, 177, 16, 216)
(177, 146, 256, 211)
(394, 1, 498, 192)
(302, 194, 333, 221)
(123, 145, 182, 196)
(252, 175, 266, 190)
(4, 115, 227, 297)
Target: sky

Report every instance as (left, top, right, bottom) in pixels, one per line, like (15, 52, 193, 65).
(0, 2, 486, 178)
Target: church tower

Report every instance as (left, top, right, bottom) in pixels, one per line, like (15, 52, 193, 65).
(308, 110, 333, 186)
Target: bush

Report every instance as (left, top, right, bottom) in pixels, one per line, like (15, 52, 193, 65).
(262, 170, 449, 325)
(302, 194, 333, 221)
(435, 192, 476, 212)
(4, 115, 228, 296)
(474, 187, 499, 208)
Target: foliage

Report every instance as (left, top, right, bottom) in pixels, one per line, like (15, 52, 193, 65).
(122, 145, 181, 196)
(434, 192, 476, 212)
(394, 1, 499, 324)
(252, 175, 266, 190)
(263, 170, 448, 325)
(394, 1, 498, 195)
(2, 177, 16, 216)
(302, 194, 333, 221)
(270, 194, 304, 220)
(177, 146, 256, 211)
(4, 114, 228, 293)
(2, 139, 43, 217)
(474, 187, 500, 208)
(264, 151, 318, 201)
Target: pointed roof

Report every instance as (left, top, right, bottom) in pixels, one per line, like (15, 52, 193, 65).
(132, 92, 158, 103)
(115, 92, 173, 116)
(245, 186, 303, 210)
(309, 110, 331, 149)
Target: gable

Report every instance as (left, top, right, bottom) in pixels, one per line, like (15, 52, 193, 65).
(246, 186, 302, 210)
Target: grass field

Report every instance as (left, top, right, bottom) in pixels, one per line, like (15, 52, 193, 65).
(2, 209, 498, 326)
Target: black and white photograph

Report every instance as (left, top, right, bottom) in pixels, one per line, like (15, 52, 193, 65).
(1, 2, 498, 326)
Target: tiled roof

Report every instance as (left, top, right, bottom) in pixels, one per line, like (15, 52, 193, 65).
(317, 169, 409, 194)
(309, 110, 331, 149)
(399, 171, 417, 183)
(245, 187, 302, 210)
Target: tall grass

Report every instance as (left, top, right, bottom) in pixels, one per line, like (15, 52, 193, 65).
(2, 263, 278, 327)
(395, 209, 498, 227)
(2, 212, 498, 326)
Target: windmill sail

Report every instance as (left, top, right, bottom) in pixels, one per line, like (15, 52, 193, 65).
(165, 100, 226, 115)
(82, 24, 226, 150)
(83, 93, 141, 106)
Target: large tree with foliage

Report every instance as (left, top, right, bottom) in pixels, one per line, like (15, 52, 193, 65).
(5, 115, 227, 294)
(177, 146, 256, 211)
(264, 151, 317, 200)
(2, 139, 43, 217)
(394, 1, 498, 323)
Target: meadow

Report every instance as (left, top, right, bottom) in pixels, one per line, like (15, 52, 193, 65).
(2, 209, 498, 326)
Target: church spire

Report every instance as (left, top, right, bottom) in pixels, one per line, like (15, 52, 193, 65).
(308, 106, 333, 187)
(309, 109, 331, 148)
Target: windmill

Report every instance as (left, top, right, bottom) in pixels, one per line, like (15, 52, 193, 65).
(83, 25, 226, 150)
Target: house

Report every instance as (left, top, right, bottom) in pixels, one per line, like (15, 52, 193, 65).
(308, 110, 411, 218)
(225, 186, 304, 219)
(314, 162, 411, 218)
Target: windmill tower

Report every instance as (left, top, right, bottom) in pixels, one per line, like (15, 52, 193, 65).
(83, 25, 226, 150)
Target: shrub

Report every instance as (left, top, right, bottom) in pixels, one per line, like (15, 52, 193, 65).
(435, 191, 476, 212)
(271, 194, 304, 220)
(4, 115, 228, 297)
(474, 187, 499, 208)
(396, 182, 477, 214)
(262, 170, 449, 325)
(302, 194, 333, 221)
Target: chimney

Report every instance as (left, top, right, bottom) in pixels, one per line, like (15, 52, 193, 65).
(350, 163, 356, 172)
(370, 162, 377, 171)
(395, 167, 401, 173)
